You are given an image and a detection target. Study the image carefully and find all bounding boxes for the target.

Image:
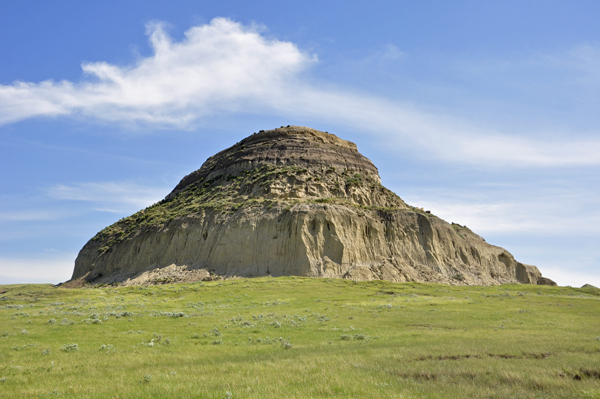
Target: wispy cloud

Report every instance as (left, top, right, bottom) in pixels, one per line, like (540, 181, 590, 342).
(277, 88, 600, 167)
(544, 44, 600, 88)
(409, 198, 600, 236)
(399, 181, 600, 236)
(541, 267, 600, 289)
(16, 138, 181, 167)
(1, 18, 600, 167)
(0, 210, 72, 222)
(380, 44, 406, 62)
(46, 181, 168, 213)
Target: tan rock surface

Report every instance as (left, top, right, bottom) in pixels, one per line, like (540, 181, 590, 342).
(69, 126, 550, 286)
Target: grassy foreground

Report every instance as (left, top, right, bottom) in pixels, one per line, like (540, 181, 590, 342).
(1, 278, 600, 398)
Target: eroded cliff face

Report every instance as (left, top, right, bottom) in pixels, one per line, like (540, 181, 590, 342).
(68, 126, 550, 286)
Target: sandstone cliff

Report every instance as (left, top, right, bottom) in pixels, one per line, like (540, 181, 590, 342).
(69, 126, 553, 286)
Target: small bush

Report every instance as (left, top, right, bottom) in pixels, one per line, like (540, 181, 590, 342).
(281, 339, 292, 349)
(61, 343, 79, 352)
(99, 344, 116, 354)
(345, 173, 363, 188)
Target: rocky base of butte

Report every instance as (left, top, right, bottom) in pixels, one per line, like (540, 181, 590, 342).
(66, 126, 556, 287)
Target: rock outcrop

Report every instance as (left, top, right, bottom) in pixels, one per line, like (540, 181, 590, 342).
(68, 126, 552, 286)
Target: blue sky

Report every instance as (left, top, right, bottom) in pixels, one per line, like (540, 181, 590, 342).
(1, 1, 599, 286)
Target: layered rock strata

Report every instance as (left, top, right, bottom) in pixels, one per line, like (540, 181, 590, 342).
(69, 126, 552, 286)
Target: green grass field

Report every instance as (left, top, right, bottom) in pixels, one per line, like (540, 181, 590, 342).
(1, 278, 600, 398)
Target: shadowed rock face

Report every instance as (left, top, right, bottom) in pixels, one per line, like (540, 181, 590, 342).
(68, 126, 553, 287)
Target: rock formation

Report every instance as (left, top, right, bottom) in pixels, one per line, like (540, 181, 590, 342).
(68, 126, 554, 286)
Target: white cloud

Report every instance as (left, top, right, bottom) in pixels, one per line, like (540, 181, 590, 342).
(46, 181, 168, 213)
(0, 18, 314, 127)
(0, 255, 74, 284)
(1, 18, 600, 167)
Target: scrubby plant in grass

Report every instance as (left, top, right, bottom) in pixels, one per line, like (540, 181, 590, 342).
(60, 343, 78, 352)
(1, 279, 600, 398)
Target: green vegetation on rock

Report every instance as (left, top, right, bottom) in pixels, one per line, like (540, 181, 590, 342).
(92, 164, 411, 254)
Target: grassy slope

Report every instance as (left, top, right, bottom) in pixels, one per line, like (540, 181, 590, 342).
(1, 279, 600, 398)
(91, 165, 410, 255)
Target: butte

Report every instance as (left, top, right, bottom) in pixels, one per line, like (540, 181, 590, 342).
(67, 126, 556, 287)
